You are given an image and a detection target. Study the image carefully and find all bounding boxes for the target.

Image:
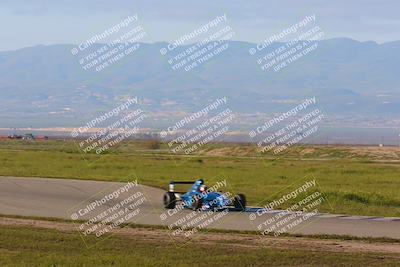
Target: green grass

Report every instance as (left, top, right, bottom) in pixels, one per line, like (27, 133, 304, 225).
(0, 140, 399, 217)
(0, 224, 398, 267)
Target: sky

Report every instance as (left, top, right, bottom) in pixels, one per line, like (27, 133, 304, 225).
(0, 0, 399, 51)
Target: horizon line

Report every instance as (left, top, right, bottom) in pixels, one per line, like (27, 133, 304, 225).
(2, 37, 399, 53)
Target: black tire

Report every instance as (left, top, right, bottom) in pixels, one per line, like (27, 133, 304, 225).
(163, 192, 176, 209)
(234, 194, 246, 211)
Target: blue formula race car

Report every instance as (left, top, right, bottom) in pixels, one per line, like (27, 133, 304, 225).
(163, 179, 246, 211)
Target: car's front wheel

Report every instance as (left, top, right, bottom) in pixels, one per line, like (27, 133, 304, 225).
(233, 194, 246, 211)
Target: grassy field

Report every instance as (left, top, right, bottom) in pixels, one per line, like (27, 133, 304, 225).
(0, 139, 399, 217)
(0, 220, 399, 267)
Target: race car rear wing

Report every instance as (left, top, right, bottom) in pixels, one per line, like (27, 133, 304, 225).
(168, 181, 197, 192)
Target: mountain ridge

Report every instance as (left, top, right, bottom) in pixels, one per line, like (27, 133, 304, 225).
(0, 38, 399, 127)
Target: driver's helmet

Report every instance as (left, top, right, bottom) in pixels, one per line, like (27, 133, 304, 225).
(199, 184, 208, 193)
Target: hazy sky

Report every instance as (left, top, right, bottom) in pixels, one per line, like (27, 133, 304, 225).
(1, 0, 399, 51)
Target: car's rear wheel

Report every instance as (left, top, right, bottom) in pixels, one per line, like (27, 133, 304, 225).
(234, 194, 246, 211)
(163, 192, 176, 209)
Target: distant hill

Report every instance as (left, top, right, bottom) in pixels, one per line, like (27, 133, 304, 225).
(0, 38, 399, 127)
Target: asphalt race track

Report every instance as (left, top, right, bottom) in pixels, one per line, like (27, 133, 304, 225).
(1, 176, 399, 239)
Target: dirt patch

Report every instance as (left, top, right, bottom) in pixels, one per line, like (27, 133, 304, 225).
(198, 146, 256, 157)
(1, 217, 400, 256)
(347, 146, 400, 160)
(299, 148, 316, 156)
(200, 147, 234, 156)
